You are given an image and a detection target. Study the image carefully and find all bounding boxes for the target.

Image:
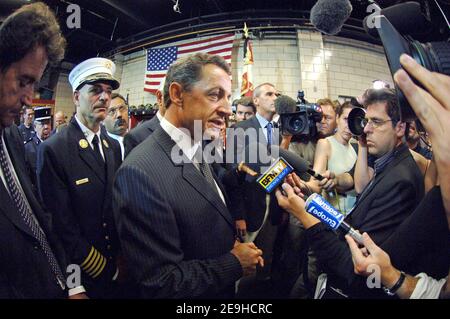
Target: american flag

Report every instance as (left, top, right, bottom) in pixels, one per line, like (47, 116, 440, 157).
(144, 33, 235, 94)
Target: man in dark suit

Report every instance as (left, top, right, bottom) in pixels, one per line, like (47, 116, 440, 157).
(275, 88, 424, 298)
(114, 52, 263, 298)
(228, 83, 281, 236)
(24, 106, 52, 185)
(37, 57, 123, 298)
(0, 2, 74, 299)
(226, 83, 285, 296)
(123, 79, 165, 157)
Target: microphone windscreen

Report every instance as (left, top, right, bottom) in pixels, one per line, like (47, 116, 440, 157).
(363, 2, 429, 39)
(310, 0, 353, 35)
(275, 95, 297, 115)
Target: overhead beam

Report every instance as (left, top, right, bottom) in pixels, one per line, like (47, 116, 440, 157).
(99, 0, 149, 28)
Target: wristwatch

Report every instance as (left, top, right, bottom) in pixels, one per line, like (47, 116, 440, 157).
(383, 271, 406, 296)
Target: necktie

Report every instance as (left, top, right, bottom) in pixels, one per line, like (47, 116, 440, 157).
(195, 147, 218, 194)
(92, 135, 104, 164)
(199, 161, 218, 192)
(0, 134, 66, 290)
(266, 122, 273, 146)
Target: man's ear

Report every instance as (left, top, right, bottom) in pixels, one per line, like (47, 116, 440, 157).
(73, 91, 80, 107)
(396, 121, 406, 138)
(253, 96, 258, 108)
(169, 82, 184, 108)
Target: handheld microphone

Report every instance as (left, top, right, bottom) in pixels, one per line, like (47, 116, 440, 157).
(305, 193, 363, 244)
(310, 0, 353, 35)
(239, 144, 335, 197)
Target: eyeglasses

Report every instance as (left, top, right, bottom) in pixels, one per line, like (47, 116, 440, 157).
(363, 118, 392, 129)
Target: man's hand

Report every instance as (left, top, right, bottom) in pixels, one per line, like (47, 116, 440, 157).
(68, 293, 89, 299)
(318, 170, 337, 192)
(231, 242, 264, 277)
(345, 233, 398, 282)
(357, 134, 368, 147)
(235, 219, 247, 241)
(275, 181, 320, 229)
(280, 134, 293, 150)
(394, 53, 450, 224)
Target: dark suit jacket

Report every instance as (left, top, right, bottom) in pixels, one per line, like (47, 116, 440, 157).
(226, 115, 282, 232)
(24, 136, 41, 185)
(305, 144, 425, 298)
(113, 127, 242, 298)
(0, 125, 66, 298)
(36, 118, 122, 296)
(123, 115, 160, 157)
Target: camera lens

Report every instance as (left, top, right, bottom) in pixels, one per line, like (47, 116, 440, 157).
(410, 41, 450, 76)
(289, 116, 306, 134)
(377, 16, 450, 122)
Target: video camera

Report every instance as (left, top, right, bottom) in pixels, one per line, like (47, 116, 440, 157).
(279, 91, 323, 138)
(374, 6, 450, 122)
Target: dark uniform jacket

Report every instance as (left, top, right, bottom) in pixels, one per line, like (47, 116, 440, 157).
(123, 115, 160, 157)
(36, 117, 122, 297)
(18, 123, 35, 144)
(24, 136, 42, 185)
(0, 125, 67, 298)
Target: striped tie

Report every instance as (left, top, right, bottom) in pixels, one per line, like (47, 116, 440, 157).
(0, 134, 65, 290)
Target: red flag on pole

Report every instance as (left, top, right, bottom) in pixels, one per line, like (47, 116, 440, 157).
(240, 23, 254, 97)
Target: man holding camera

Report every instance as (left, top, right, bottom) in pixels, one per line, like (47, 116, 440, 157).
(275, 87, 424, 297)
(287, 98, 337, 164)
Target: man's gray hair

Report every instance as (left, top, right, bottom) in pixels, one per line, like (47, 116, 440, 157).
(163, 52, 231, 109)
(253, 83, 275, 99)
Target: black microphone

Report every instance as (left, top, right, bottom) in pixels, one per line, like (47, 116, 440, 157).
(271, 145, 326, 181)
(310, 0, 353, 35)
(272, 146, 336, 198)
(274, 95, 297, 115)
(363, 2, 430, 39)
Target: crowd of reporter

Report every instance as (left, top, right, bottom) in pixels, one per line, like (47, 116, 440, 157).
(1, 1, 448, 300)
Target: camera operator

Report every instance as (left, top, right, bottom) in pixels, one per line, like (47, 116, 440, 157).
(275, 87, 425, 298)
(344, 55, 450, 299)
(287, 98, 337, 164)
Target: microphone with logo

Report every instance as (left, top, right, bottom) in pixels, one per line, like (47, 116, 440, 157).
(237, 144, 334, 193)
(237, 144, 363, 244)
(305, 193, 363, 245)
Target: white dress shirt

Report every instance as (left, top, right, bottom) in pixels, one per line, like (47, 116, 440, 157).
(75, 115, 104, 160)
(106, 132, 124, 161)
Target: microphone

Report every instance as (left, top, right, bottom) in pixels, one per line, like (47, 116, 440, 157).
(273, 146, 335, 198)
(363, 2, 430, 39)
(305, 193, 363, 244)
(310, 0, 353, 35)
(274, 95, 297, 115)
